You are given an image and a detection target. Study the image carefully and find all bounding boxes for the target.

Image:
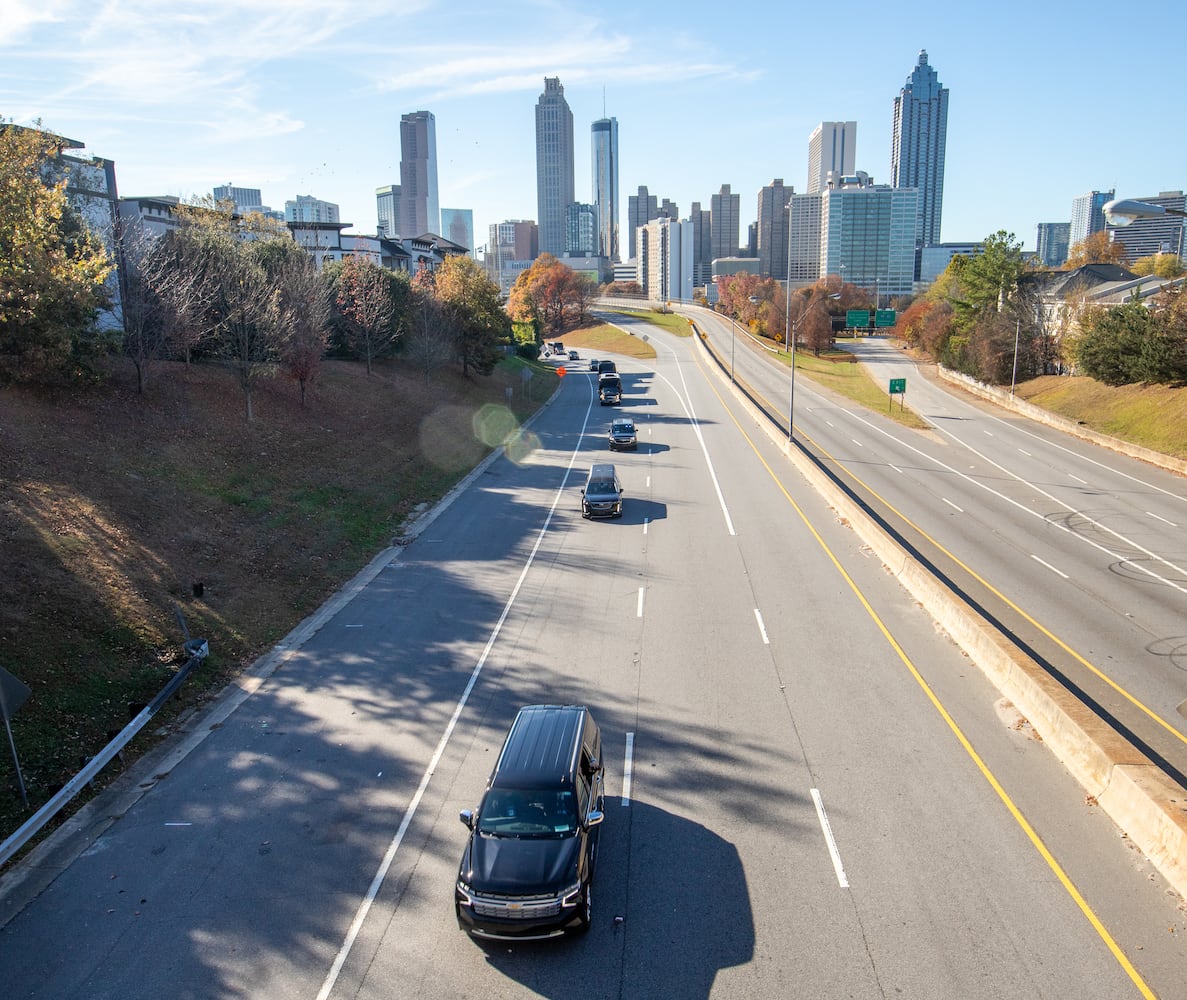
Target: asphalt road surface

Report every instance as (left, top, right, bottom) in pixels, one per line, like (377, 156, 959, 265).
(1, 322, 1184, 998)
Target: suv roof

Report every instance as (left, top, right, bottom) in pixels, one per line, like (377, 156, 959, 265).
(493, 705, 587, 789)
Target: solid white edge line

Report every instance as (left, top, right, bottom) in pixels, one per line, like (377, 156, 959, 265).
(316, 378, 600, 1000)
(811, 788, 849, 888)
(622, 733, 635, 806)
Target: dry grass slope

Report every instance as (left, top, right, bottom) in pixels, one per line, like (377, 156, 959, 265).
(0, 354, 556, 843)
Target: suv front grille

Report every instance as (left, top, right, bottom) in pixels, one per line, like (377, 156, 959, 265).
(470, 892, 563, 920)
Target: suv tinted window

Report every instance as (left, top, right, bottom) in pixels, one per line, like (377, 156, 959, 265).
(477, 788, 578, 836)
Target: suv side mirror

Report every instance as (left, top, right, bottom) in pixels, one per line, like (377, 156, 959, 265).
(459, 809, 475, 830)
(586, 809, 604, 828)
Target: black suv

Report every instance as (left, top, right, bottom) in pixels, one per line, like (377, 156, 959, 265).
(608, 418, 637, 451)
(456, 706, 605, 940)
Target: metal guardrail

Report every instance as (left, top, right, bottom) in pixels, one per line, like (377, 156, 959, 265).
(0, 637, 208, 870)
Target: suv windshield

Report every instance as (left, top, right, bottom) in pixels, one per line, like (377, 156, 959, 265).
(588, 479, 617, 496)
(477, 788, 578, 837)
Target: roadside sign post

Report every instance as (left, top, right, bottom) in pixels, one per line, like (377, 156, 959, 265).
(889, 377, 906, 412)
(0, 665, 32, 808)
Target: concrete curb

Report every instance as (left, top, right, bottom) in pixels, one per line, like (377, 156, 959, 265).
(694, 322, 1187, 900)
(936, 366, 1187, 477)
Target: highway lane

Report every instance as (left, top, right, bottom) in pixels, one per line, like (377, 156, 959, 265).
(679, 305, 1187, 784)
(1, 327, 1185, 997)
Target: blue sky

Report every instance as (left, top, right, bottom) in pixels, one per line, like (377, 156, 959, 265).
(3, 0, 1184, 254)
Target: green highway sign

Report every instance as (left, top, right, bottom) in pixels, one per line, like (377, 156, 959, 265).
(846, 309, 870, 328)
(875, 309, 897, 327)
(889, 378, 906, 394)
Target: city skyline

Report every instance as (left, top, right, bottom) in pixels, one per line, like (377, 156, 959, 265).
(3, 1, 1183, 258)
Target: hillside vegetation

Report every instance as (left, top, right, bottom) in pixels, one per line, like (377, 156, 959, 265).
(0, 354, 556, 842)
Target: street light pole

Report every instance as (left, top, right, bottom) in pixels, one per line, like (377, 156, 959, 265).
(1010, 316, 1021, 395)
(730, 313, 736, 383)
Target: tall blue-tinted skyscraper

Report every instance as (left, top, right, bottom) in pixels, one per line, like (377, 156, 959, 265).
(1070, 190, 1114, 250)
(891, 50, 948, 275)
(591, 117, 619, 261)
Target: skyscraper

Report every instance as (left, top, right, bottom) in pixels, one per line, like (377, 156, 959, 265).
(1035, 222, 1071, 268)
(566, 202, 597, 255)
(710, 184, 740, 261)
(1070, 190, 1115, 250)
(787, 192, 823, 284)
(627, 185, 658, 260)
(891, 50, 949, 274)
(591, 117, 619, 261)
(399, 111, 439, 237)
(213, 184, 263, 213)
(535, 77, 575, 257)
(376, 184, 400, 237)
(807, 123, 856, 195)
(285, 195, 340, 223)
(440, 208, 474, 252)
(820, 174, 918, 299)
(689, 202, 713, 287)
(756, 179, 792, 278)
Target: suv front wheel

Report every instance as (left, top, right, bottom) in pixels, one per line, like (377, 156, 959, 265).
(575, 883, 592, 933)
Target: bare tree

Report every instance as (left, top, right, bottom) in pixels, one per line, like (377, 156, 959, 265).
(335, 255, 396, 375)
(149, 229, 216, 366)
(405, 288, 454, 384)
(275, 256, 331, 406)
(195, 233, 281, 421)
(112, 218, 169, 393)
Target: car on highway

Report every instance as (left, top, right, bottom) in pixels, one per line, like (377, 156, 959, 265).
(589, 358, 600, 371)
(598, 373, 621, 406)
(597, 359, 616, 375)
(568, 349, 580, 361)
(581, 463, 623, 518)
(455, 705, 605, 940)
(608, 417, 637, 451)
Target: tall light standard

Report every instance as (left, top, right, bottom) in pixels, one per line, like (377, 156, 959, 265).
(1104, 198, 1187, 258)
(784, 290, 841, 442)
(1103, 198, 1187, 225)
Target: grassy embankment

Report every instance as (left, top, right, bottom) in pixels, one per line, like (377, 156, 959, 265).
(0, 352, 559, 845)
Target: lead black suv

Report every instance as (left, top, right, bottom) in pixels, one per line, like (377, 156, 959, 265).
(456, 705, 605, 940)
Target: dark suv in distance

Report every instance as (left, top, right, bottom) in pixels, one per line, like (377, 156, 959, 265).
(608, 417, 637, 451)
(581, 463, 623, 518)
(455, 705, 605, 940)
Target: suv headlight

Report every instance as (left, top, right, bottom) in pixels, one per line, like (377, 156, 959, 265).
(560, 881, 583, 908)
(456, 879, 474, 904)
